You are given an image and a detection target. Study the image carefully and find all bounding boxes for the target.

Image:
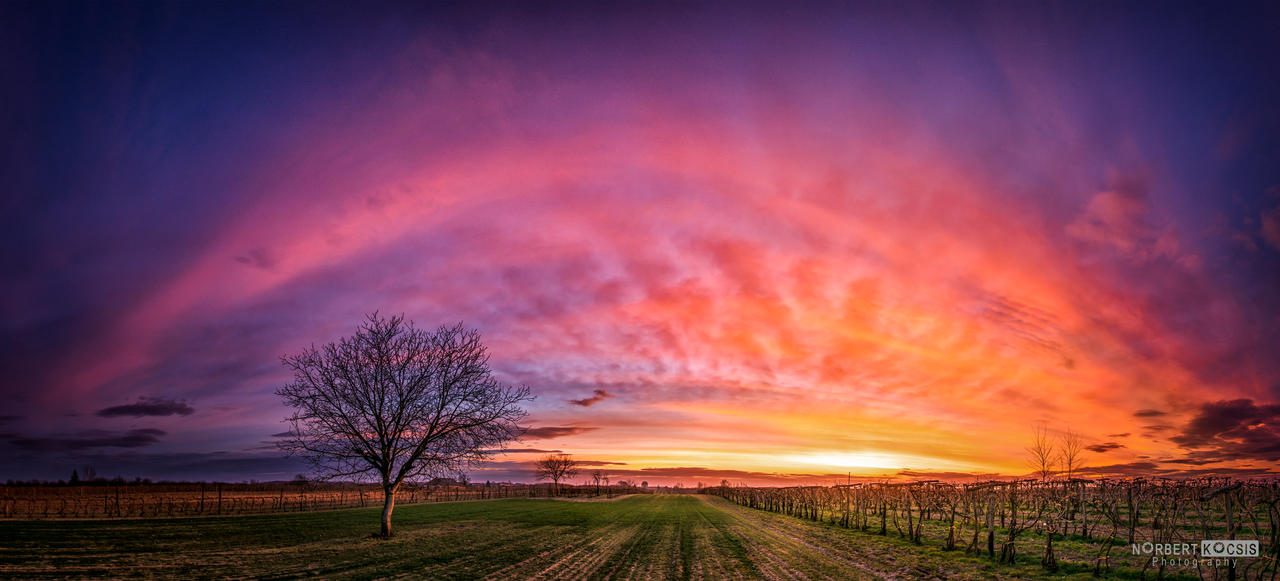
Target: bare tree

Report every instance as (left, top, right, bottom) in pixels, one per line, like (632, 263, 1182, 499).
(534, 454, 579, 496)
(1026, 423, 1056, 481)
(276, 313, 532, 537)
(1058, 427, 1085, 480)
(591, 469, 604, 496)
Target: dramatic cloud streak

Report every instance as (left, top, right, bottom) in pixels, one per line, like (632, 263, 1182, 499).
(7, 429, 166, 453)
(1171, 399, 1280, 463)
(97, 397, 194, 418)
(569, 390, 615, 408)
(523, 426, 597, 440)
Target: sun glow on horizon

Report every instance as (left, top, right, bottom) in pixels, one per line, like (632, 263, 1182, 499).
(787, 452, 902, 470)
(783, 452, 916, 471)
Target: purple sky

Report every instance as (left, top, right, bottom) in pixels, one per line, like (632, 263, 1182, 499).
(2, 2, 1279, 485)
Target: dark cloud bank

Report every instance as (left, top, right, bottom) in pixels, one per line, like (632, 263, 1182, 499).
(96, 397, 194, 418)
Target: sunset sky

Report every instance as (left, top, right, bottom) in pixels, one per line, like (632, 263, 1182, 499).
(2, 2, 1279, 485)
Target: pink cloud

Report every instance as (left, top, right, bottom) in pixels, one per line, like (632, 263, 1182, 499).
(14, 11, 1276, 482)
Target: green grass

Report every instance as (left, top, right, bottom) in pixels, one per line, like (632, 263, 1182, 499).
(0, 495, 1245, 580)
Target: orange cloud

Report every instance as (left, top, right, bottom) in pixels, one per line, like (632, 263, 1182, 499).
(20, 13, 1277, 484)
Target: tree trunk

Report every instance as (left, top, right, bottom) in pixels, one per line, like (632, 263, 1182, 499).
(1225, 490, 1236, 581)
(1042, 530, 1057, 571)
(381, 484, 397, 537)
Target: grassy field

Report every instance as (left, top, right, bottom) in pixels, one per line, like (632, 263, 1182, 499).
(0, 494, 1211, 580)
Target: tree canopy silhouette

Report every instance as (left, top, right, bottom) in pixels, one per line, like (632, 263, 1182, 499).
(534, 454, 579, 496)
(276, 313, 531, 536)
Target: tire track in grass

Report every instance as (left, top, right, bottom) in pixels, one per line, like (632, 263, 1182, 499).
(734, 530, 808, 581)
(482, 499, 661, 581)
(743, 511, 892, 580)
(633, 521, 680, 581)
(734, 515, 867, 580)
(601, 512, 658, 580)
(706, 502, 807, 581)
(688, 499, 751, 581)
(607, 497, 692, 581)
(472, 497, 655, 580)
(409, 523, 578, 580)
(676, 504, 692, 581)
(599, 495, 669, 581)
(699, 496, 878, 581)
(657, 523, 683, 581)
(572, 526, 641, 580)
(262, 521, 549, 580)
(697, 509, 797, 581)
(532, 524, 636, 580)
(707, 498, 903, 580)
(481, 525, 605, 580)
(767, 518, 897, 580)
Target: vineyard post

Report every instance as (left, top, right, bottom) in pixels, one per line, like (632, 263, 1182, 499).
(985, 493, 996, 558)
(1000, 484, 1018, 564)
(1226, 487, 1235, 581)
(876, 485, 887, 535)
(859, 487, 868, 530)
(944, 489, 958, 550)
(217, 483, 222, 515)
(1201, 481, 1243, 581)
(904, 489, 915, 542)
(844, 474, 851, 528)
(962, 488, 976, 553)
(1078, 480, 1088, 537)
(1042, 487, 1058, 572)
(1126, 483, 1137, 544)
(199, 483, 205, 514)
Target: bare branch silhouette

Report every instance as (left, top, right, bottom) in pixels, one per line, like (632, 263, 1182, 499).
(1026, 423, 1056, 481)
(276, 313, 532, 536)
(1058, 427, 1085, 480)
(534, 454, 579, 496)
